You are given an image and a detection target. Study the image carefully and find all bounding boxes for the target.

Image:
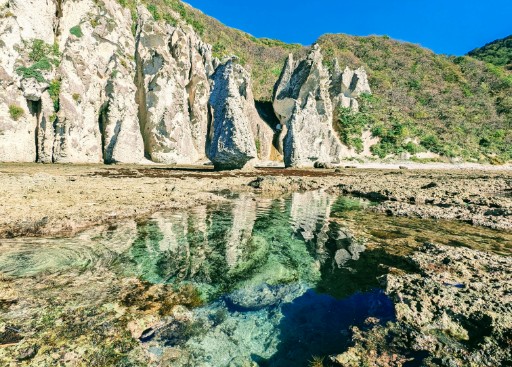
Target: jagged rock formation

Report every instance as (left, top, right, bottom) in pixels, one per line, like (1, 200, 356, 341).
(0, 1, 369, 168)
(330, 59, 371, 111)
(273, 44, 366, 167)
(135, 6, 214, 164)
(207, 60, 274, 169)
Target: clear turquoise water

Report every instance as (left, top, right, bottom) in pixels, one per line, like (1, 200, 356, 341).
(4, 190, 507, 366)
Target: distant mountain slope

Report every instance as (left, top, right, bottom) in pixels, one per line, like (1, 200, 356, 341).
(468, 35, 512, 69)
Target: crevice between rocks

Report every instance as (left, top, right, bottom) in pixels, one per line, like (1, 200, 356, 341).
(98, 101, 109, 163)
(255, 100, 282, 154)
(28, 100, 42, 163)
(134, 21, 151, 160)
(54, 0, 63, 36)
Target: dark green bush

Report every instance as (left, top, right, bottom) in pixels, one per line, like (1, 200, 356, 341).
(420, 135, 442, 153)
(17, 39, 61, 83)
(70, 25, 83, 38)
(334, 107, 372, 153)
(16, 59, 52, 83)
(147, 4, 160, 20)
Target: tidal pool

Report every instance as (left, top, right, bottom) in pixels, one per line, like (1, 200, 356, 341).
(0, 191, 510, 366)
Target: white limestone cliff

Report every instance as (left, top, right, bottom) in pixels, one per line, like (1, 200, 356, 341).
(207, 60, 267, 170)
(135, 6, 214, 164)
(0, 1, 369, 168)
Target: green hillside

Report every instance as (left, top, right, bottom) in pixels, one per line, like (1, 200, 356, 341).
(118, 0, 512, 163)
(319, 34, 512, 161)
(468, 35, 512, 69)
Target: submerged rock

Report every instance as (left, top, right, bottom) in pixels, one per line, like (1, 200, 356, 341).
(226, 283, 307, 311)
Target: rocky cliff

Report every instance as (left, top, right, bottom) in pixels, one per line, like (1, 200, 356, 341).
(0, 0, 370, 168)
(273, 44, 371, 167)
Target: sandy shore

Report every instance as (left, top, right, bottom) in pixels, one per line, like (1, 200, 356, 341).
(0, 163, 510, 238)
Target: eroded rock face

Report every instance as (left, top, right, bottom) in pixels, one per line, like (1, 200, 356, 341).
(0, 0, 52, 162)
(135, 7, 213, 164)
(330, 59, 371, 111)
(282, 94, 348, 167)
(273, 45, 333, 126)
(9, 0, 55, 44)
(54, 0, 144, 164)
(20, 78, 49, 102)
(1, 0, 217, 165)
(273, 44, 373, 167)
(207, 61, 259, 170)
(273, 45, 345, 167)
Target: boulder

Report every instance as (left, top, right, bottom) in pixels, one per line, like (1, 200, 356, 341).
(314, 161, 334, 169)
(207, 61, 259, 170)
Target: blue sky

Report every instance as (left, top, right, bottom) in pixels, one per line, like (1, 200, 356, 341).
(185, 0, 511, 55)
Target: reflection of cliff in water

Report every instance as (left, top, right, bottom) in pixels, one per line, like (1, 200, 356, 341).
(124, 190, 372, 302)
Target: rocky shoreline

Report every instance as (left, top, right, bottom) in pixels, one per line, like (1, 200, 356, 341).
(333, 243, 512, 366)
(0, 164, 511, 238)
(0, 164, 510, 366)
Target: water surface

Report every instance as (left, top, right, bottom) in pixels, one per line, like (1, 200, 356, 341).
(0, 191, 510, 366)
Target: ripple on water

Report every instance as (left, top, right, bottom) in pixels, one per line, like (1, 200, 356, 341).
(0, 222, 138, 277)
(0, 243, 114, 277)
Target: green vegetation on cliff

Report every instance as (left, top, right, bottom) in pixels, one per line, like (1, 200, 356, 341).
(468, 35, 512, 69)
(321, 34, 512, 161)
(117, 0, 304, 100)
(120, 0, 512, 162)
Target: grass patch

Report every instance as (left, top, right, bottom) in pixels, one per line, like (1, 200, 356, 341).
(48, 80, 61, 112)
(16, 39, 61, 83)
(9, 105, 24, 121)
